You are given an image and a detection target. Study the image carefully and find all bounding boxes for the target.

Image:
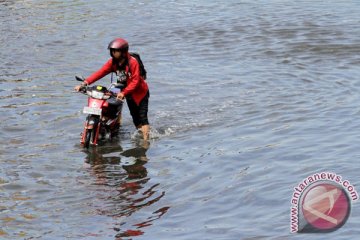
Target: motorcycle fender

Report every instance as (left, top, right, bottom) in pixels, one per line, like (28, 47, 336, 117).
(80, 124, 91, 144)
(84, 120, 94, 130)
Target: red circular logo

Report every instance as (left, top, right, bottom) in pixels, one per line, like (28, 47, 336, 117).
(301, 183, 350, 231)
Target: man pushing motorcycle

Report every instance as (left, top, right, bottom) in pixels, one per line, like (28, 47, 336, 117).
(75, 38, 150, 141)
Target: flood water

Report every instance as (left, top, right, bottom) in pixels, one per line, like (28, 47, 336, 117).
(1, 1, 360, 239)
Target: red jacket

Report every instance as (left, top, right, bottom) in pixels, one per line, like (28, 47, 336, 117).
(84, 54, 149, 105)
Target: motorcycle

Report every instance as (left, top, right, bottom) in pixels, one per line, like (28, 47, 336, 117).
(75, 76, 125, 148)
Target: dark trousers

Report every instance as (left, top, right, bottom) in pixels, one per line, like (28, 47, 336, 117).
(126, 91, 149, 127)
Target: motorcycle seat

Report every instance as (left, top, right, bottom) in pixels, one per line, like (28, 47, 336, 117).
(107, 97, 123, 106)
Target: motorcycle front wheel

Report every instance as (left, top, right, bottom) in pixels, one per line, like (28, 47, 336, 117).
(84, 129, 91, 148)
(83, 115, 100, 148)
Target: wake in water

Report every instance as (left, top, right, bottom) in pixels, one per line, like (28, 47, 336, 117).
(130, 127, 173, 141)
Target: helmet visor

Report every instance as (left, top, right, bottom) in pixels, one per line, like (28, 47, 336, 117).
(110, 48, 127, 58)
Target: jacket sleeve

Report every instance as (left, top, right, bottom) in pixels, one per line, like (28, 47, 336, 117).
(84, 59, 113, 85)
(122, 57, 141, 96)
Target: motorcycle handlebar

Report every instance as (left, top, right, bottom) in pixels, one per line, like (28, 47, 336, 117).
(77, 85, 118, 99)
(75, 75, 124, 98)
(79, 85, 87, 93)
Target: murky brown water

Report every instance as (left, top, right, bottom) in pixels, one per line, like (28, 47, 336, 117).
(1, 1, 360, 239)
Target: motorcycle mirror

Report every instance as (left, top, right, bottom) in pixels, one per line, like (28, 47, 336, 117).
(75, 75, 85, 82)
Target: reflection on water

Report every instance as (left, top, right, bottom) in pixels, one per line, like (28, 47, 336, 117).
(83, 142, 168, 239)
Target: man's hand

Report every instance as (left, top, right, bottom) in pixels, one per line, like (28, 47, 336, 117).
(74, 82, 87, 92)
(74, 85, 82, 92)
(117, 92, 125, 100)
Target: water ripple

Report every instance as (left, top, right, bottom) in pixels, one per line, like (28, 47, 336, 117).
(1, 1, 360, 239)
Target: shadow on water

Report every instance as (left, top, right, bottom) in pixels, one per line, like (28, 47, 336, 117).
(82, 141, 169, 239)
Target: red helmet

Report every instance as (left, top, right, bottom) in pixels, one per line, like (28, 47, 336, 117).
(108, 38, 129, 52)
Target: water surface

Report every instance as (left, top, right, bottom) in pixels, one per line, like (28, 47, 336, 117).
(1, 1, 360, 239)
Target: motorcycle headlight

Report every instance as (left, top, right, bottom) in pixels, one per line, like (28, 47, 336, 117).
(91, 91, 105, 99)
